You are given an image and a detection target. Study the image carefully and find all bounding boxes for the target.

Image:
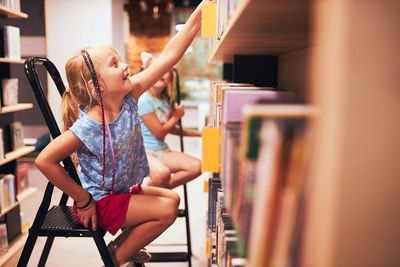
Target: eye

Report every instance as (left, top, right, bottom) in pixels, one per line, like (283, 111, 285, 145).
(112, 61, 118, 67)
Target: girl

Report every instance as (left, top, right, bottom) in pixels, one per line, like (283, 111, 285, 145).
(34, 1, 208, 266)
(138, 53, 202, 189)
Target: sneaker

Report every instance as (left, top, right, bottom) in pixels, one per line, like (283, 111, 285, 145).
(130, 248, 151, 263)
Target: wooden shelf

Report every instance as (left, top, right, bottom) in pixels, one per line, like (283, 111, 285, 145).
(0, 58, 25, 64)
(0, 103, 33, 114)
(0, 187, 37, 217)
(0, 231, 27, 267)
(209, 0, 310, 63)
(0, 5, 28, 19)
(0, 146, 36, 166)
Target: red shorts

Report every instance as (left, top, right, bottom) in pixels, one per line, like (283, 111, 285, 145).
(73, 184, 142, 235)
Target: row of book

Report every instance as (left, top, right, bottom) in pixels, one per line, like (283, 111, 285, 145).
(0, 164, 29, 214)
(0, 0, 21, 12)
(0, 25, 21, 60)
(203, 81, 316, 266)
(206, 176, 247, 267)
(201, 0, 241, 52)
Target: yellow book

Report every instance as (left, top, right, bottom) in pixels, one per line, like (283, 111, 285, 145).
(202, 127, 220, 172)
(201, 2, 218, 37)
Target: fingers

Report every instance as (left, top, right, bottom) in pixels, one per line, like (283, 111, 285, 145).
(92, 215, 97, 231)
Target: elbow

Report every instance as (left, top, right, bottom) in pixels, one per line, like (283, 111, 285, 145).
(35, 154, 45, 172)
(153, 131, 167, 140)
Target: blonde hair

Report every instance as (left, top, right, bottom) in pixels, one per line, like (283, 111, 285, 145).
(61, 45, 121, 132)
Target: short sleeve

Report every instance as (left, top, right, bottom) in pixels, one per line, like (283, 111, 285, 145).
(138, 92, 155, 116)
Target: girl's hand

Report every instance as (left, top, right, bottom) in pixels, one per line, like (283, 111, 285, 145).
(76, 196, 97, 230)
(172, 103, 185, 119)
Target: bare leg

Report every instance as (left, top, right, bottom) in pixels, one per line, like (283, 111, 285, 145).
(146, 154, 171, 188)
(111, 186, 179, 264)
(162, 150, 202, 189)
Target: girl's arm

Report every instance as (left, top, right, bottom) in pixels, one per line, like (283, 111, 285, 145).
(35, 131, 97, 229)
(141, 104, 184, 139)
(129, 1, 207, 101)
(170, 126, 202, 137)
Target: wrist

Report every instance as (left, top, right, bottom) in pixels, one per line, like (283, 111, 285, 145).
(75, 192, 93, 210)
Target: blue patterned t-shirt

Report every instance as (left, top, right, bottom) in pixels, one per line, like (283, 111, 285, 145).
(70, 94, 149, 201)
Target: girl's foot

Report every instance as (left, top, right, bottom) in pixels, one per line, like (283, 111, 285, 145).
(107, 241, 151, 265)
(130, 247, 151, 263)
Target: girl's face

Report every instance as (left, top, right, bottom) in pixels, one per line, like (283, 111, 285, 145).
(95, 47, 130, 96)
(153, 71, 171, 93)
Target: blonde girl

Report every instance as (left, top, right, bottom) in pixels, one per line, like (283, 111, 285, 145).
(138, 54, 202, 189)
(34, 1, 208, 266)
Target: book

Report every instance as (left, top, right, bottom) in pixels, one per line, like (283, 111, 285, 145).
(15, 163, 29, 195)
(202, 127, 221, 173)
(0, 128, 4, 160)
(221, 87, 292, 124)
(0, 223, 8, 257)
(201, 2, 218, 37)
(1, 25, 21, 59)
(0, 178, 5, 212)
(1, 78, 19, 107)
(9, 121, 24, 150)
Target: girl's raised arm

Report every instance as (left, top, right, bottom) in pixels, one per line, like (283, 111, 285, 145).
(129, 0, 209, 100)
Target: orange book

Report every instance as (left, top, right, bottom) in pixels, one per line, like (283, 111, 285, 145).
(202, 127, 220, 172)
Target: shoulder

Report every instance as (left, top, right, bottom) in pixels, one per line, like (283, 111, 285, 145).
(138, 92, 155, 115)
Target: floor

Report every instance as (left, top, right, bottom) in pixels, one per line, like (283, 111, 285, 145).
(19, 128, 209, 266)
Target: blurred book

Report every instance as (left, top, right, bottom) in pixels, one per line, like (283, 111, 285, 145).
(9, 121, 24, 150)
(201, 2, 218, 37)
(0, 25, 21, 59)
(1, 78, 18, 107)
(0, 128, 4, 160)
(0, 223, 8, 257)
(16, 163, 29, 195)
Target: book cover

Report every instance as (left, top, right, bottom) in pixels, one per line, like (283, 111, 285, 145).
(202, 127, 220, 172)
(0, 178, 5, 212)
(9, 121, 24, 150)
(1, 78, 19, 107)
(0, 223, 8, 257)
(201, 2, 218, 37)
(2, 25, 21, 59)
(15, 163, 29, 195)
(0, 128, 4, 160)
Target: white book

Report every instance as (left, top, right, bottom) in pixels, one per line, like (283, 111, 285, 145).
(3, 25, 21, 59)
(2, 78, 19, 106)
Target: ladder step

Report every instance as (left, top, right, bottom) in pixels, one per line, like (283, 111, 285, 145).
(178, 209, 187, 217)
(148, 252, 189, 262)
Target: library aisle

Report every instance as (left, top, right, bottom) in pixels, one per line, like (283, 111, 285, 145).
(19, 131, 208, 267)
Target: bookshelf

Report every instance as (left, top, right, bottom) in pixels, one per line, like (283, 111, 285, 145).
(0, 6, 28, 19)
(203, 0, 400, 266)
(208, 0, 309, 63)
(0, 5, 37, 266)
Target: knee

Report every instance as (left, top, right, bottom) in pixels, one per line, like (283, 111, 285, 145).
(150, 166, 171, 186)
(171, 191, 180, 206)
(161, 198, 178, 226)
(190, 158, 202, 177)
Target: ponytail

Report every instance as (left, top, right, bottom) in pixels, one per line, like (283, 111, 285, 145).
(61, 90, 79, 133)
